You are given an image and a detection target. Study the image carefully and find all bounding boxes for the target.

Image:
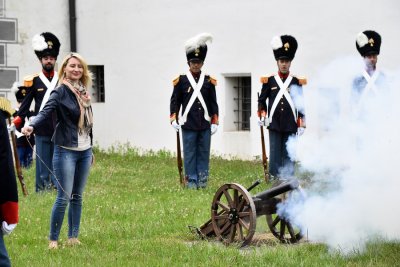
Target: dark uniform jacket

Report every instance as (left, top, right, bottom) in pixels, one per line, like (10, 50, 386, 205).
(14, 110, 35, 148)
(31, 84, 93, 148)
(170, 73, 218, 131)
(258, 74, 306, 133)
(0, 110, 19, 225)
(17, 74, 56, 136)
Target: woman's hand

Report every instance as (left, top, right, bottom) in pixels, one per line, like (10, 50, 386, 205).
(21, 126, 34, 136)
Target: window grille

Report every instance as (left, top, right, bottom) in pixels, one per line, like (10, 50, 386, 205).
(89, 65, 105, 103)
(233, 77, 251, 131)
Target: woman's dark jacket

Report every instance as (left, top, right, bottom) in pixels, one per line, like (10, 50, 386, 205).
(30, 84, 93, 147)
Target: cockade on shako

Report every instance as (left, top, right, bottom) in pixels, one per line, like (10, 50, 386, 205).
(192, 179, 303, 247)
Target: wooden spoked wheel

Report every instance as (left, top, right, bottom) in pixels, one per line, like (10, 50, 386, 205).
(266, 189, 303, 243)
(211, 183, 256, 247)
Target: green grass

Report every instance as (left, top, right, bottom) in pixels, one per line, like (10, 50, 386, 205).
(6, 147, 399, 266)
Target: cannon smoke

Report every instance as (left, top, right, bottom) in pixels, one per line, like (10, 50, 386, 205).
(282, 56, 400, 254)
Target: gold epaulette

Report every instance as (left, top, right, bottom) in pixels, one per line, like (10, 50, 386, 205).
(260, 74, 273, 84)
(295, 75, 307, 86)
(0, 97, 15, 117)
(23, 73, 39, 87)
(172, 75, 180, 86)
(209, 76, 217, 86)
(170, 113, 177, 123)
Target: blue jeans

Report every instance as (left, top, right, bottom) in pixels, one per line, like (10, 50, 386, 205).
(182, 128, 211, 188)
(35, 135, 55, 192)
(17, 146, 33, 168)
(268, 130, 295, 179)
(0, 233, 11, 267)
(49, 146, 92, 241)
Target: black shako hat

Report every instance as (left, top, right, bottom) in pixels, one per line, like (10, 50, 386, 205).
(32, 32, 61, 59)
(271, 35, 298, 61)
(11, 82, 28, 102)
(15, 86, 28, 102)
(185, 33, 213, 62)
(356, 30, 381, 57)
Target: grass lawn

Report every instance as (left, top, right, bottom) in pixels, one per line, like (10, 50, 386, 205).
(6, 147, 399, 266)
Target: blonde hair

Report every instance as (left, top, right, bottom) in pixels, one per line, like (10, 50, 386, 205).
(59, 52, 93, 88)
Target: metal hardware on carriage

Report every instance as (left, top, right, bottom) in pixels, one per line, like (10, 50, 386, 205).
(194, 179, 303, 247)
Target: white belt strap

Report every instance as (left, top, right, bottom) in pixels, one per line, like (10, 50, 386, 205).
(180, 72, 211, 125)
(361, 70, 379, 97)
(39, 71, 59, 111)
(268, 75, 296, 123)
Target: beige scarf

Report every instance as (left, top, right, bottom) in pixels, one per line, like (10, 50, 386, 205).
(63, 79, 93, 134)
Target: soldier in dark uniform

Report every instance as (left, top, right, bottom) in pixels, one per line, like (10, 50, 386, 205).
(11, 84, 35, 168)
(257, 35, 307, 181)
(169, 33, 219, 189)
(352, 30, 385, 108)
(12, 32, 61, 192)
(0, 97, 19, 267)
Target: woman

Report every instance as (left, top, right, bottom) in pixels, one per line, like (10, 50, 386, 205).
(22, 53, 93, 249)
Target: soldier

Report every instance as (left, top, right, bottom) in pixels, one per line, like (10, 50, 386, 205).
(169, 33, 219, 189)
(12, 32, 61, 192)
(0, 98, 19, 267)
(352, 30, 385, 107)
(257, 35, 307, 181)
(11, 84, 35, 168)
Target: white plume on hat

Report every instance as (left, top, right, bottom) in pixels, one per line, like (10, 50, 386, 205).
(32, 34, 48, 51)
(356, 32, 369, 48)
(271, 35, 283, 50)
(11, 82, 20, 95)
(185, 33, 213, 52)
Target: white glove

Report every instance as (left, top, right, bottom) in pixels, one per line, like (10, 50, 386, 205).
(171, 120, 181, 132)
(25, 116, 36, 127)
(7, 123, 16, 133)
(297, 127, 305, 136)
(257, 117, 269, 127)
(211, 124, 218, 135)
(1, 221, 17, 235)
(28, 116, 35, 122)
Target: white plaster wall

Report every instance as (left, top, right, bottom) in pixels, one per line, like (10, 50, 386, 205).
(5, 0, 70, 86)
(7, 0, 400, 159)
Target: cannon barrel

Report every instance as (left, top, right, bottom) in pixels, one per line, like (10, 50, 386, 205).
(253, 179, 299, 200)
(196, 179, 303, 246)
(247, 179, 261, 192)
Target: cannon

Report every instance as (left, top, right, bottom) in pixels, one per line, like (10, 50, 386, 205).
(197, 179, 303, 247)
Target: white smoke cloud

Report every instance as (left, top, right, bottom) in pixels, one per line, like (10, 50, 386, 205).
(282, 56, 400, 254)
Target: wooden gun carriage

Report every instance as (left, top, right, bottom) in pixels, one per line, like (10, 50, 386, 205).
(197, 179, 303, 247)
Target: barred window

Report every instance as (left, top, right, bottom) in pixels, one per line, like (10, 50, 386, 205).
(89, 65, 105, 103)
(224, 75, 252, 131)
